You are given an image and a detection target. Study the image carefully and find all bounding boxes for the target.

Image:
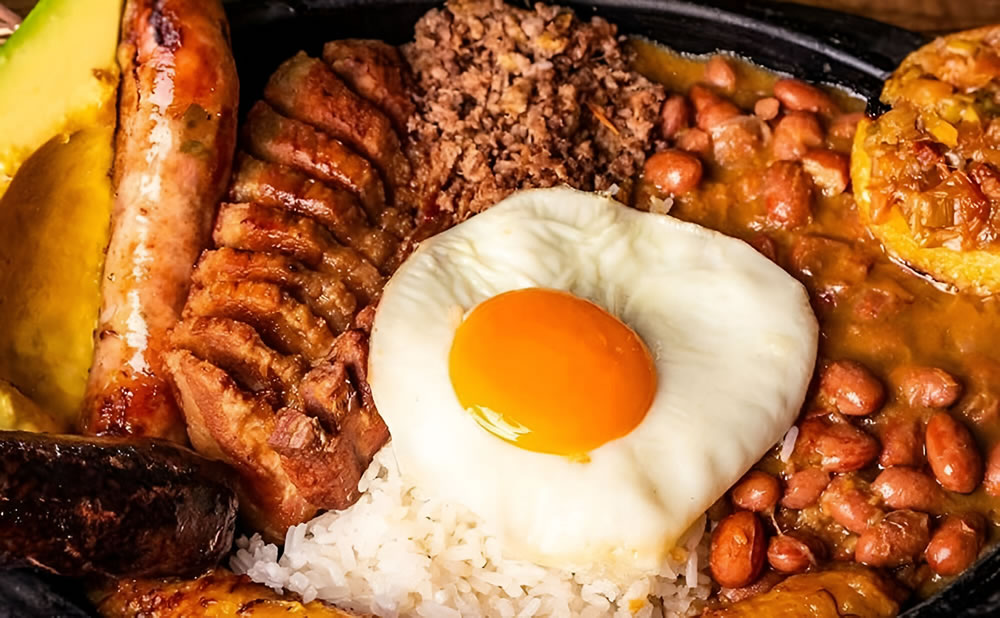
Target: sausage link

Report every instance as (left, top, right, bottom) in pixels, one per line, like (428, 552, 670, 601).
(81, 0, 239, 441)
(925, 411, 983, 493)
(871, 467, 944, 513)
(855, 510, 930, 568)
(818, 360, 885, 416)
(926, 513, 985, 576)
(710, 511, 767, 589)
(731, 470, 781, 512)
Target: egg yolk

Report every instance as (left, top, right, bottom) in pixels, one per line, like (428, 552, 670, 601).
(448, 288, 657, 457)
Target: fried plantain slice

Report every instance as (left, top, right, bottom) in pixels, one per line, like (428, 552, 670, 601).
(852, 25, 1000, 294)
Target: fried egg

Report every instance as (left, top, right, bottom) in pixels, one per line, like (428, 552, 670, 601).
(368, 187, 817, 573)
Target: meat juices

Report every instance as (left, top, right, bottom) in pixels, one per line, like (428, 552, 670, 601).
(81, 0, 239, 441)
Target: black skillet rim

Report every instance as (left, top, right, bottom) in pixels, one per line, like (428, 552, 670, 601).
(1, 1, 992, 616)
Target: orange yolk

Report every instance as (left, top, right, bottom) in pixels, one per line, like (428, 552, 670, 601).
(448, 288, 657, 457)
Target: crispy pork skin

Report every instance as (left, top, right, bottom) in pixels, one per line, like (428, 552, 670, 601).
(82, 0, 239, 441)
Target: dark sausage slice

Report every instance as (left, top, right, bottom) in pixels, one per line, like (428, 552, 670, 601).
(0, 431, 237, 578)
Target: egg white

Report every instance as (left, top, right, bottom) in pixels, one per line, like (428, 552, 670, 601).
(368, 187, 818, 574)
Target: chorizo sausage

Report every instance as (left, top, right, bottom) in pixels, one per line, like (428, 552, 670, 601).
(82, 0, 239, 441)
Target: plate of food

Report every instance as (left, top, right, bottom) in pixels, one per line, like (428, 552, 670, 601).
(1, 0, 999, 616)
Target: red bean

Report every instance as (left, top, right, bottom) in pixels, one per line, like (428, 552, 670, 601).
(794, 416, 880, 473)
(926, 513, 985, 576)
(699, 102, 742, 131)
(675, 128, 711, 155)
(689, 84, 722, 113)
(879, 418, 924, 467)
(855, 510, 930, 568)
(644, 149, 703, 196)
(767, 534, 822, 574)
(763, 160, 813, 229)
(710, 511, 767, 588)
(800, 149, 849, 196)
(660, 94, 690, 140)
(731, 471, 781, 512)
(772, 111, 824, 161)
(773, 78, 836, 114)
(983, 442, 1000, 497)
(705, 55, 737, 92)
(829, 112, 865, 140)
(818, 360, 885, 417)
(690, 84, 741, 131)
(781, 468, 830, 509)
(754, 97, 780, 121)
(820, 474, 884, 534)
(895, 366, 963, 408)
(925, 411, 983, 494)
(871, 467, 944, 513)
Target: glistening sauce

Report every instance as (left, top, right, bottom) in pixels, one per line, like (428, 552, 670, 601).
(631, 39, 1000, 605)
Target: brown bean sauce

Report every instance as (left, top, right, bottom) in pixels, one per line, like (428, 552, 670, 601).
(630, 39, 1000, 603)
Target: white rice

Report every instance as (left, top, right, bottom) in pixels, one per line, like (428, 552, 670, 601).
(232, 444, 711, 617)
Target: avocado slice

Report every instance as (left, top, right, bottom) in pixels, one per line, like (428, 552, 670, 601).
(0, 0, 123, 194)
(0, 0, 124, 426)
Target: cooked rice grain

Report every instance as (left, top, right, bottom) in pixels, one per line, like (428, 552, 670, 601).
(232, 445, 710, 617)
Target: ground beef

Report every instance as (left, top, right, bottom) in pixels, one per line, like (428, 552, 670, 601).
(403, 0, 665, 221)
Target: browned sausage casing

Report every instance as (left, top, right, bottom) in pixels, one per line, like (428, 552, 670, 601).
(0, 431, 237, 578)
(82, 0, 239, 441)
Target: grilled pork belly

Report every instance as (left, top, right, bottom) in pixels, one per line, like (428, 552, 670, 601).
(265, 53, 412, 196)
(165, 45, 414, 540)
(243, 102, 388, 218)
(323, 39, 416, 134)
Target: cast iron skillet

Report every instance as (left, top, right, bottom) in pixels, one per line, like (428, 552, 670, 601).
(0, 1, 993, 616)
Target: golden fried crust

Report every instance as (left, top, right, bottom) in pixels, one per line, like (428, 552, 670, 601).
(852, 25, 1000, 295)
(93, 569, 364, 618)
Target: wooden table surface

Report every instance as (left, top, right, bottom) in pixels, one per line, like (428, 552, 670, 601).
(3, 0, 1000, 33)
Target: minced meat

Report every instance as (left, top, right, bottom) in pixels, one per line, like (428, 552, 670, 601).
(403, 0, 665, 221)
